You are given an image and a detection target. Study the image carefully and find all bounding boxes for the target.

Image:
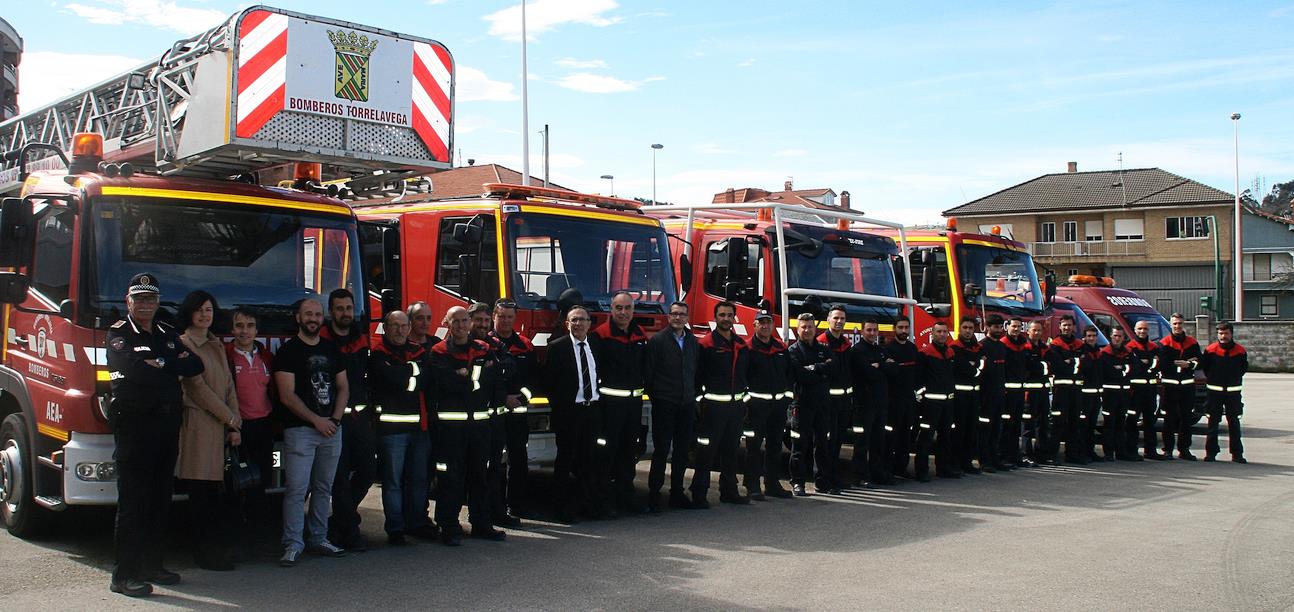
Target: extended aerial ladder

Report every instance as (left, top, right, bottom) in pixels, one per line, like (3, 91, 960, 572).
(0, 5, 455, 194)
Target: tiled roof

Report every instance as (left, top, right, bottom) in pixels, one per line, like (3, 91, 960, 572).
(943, 168, 1234, 216)
(712, 187, 841, 211)
(352, 164, 570, 206)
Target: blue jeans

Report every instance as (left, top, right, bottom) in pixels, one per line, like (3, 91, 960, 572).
(281, 425, 343, 553)
(378, 431, 431, 535)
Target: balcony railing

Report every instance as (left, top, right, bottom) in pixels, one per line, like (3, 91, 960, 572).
(1030, 240, 1146, 258)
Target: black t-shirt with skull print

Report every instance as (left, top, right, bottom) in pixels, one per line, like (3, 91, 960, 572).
(273, 336, 346, 428)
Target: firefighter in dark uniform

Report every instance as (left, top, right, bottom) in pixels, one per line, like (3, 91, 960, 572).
(591, 291, 650, 516)
(915, 321, 958, 482)
(690, 301, 751, 506)
(429, 306, 506, 546)
(849, 318, 895, 487)
(1000, 317, 1033, 468)
(979, 315, 1010, 471)
(744, 309, 794, 499)
(467, 301, 521, 528)
(817, 305, 854, 492)
(1076, 326, 1104, 462)
(1048, 315, 1084, 464)
(107, 273, 204, 597)
(1100, 327, 1137, 461)
(1023, 320, 1053, 465)
(1158, 313, 1201, 460)
(490, 299, 537, 518)
(787, 313, 834, 497)
(1201, 322, 1248, 463)
(320, 288, 375, 551)
(885, 317, 920, 478)
(950, 317, 985, 474)
(1126, 320, 1163, 460)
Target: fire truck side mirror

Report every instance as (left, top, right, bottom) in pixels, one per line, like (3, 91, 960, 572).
(678, 253, 692, 293)
(453, 221, 482, 244)
(380, 288, 401, 316)
(0, 197, 35, 268)
(1044, 270, 1057, 305)
(723, 236, 748, 301)
(963, 283, 982, 299)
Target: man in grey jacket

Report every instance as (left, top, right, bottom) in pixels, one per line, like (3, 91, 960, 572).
(643, 300, 701, 512)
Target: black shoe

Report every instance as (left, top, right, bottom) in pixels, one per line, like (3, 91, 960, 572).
(767, 484, 794, 498)
(1018, 458, 1037, 468)
(1179, 452, 1198, 461)
(408, 524, 441, 541)
(195, 552, 235, 572)
(792, 483, 809, 497)
(858, 480, 878, 489)
(876, 474, 899, 485)
(139, 568, 181, 586)
(339, 534, 370, 552)
(648, 492, 664, 514)
(745, 486, 766, 501)
(493, 514, 522, 528)
(471, 527, 507, 541)
(1233, 456, 1248, 464)
(687, 494, 710, 510)
(915, 473, 932, 483)
(387, 533, 408, 546)
(110, 579, 153, 597)
(980, 464, 998, 473)
(441, 533, 462, 547)
(1146, 451, 1167, 460)
(555, 508, 578, 524)
(999, 462, 1017, 471)
(1203, 454, 1217, 462)
(962, 465, 983, 475)
(720, 491, 751, 505)
(668, 492, 691, 509)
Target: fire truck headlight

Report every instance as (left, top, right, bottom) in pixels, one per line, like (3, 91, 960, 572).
(75, 461, 117, 481)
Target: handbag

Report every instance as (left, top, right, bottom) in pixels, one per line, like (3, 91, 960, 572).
(224, 445, 262, 494)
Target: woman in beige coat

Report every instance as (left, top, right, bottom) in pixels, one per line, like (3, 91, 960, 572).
(177, 290, 241, 571)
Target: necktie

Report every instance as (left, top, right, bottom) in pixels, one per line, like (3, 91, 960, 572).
(578, 341, 593, 403)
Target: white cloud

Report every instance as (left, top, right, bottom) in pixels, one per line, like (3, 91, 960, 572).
(555, 58, 608, 69)
(63, 0, 228, 35)
(18, 51, 146, 109)
(555, 72, 655, 94)
(774, 149, 807, 158)
(484, 0, 621, 41)
(457, 66, 518, 102)
(737, 58, 755, 67)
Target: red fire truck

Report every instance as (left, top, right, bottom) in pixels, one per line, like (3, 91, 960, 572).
(647, 203, 916, 340)
(356, 183, 676, 463)
(0, 6, 453, 536)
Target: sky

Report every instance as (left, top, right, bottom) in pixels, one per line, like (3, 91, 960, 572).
(6, 0, 1294, 225)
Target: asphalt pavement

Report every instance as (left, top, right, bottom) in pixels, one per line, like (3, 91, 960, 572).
(2, 374, 1292, 610)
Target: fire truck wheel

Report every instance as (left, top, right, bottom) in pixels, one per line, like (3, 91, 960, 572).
(1, 413, 49, 538)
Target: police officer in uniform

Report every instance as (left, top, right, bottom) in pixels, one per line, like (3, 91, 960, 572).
(744, 309, 794, 499)
(1158, 313, 1201, 460)
(107, 273, 204, 597)
(321, 288, 375, 551)
(1125, 321, 1163, 460)
(1201, 322, 1248, 463)
(788, 313, 833, 497)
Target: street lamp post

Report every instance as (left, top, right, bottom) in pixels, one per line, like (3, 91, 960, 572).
(600, 174, 614, 196)
(651, 143, 663, 205)
(1232, 112, 1243, 322)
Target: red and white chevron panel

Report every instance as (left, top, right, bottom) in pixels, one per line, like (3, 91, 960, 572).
(411, 41, 452, 163)
(236, 9, 289, 138)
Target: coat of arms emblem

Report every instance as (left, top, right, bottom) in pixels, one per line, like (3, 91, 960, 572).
(328, 29, 378, 102)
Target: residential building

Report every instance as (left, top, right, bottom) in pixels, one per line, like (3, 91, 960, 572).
(1242, 206, 1294, 320)
(344, 162, 570, 206)
(1, 17, 20, 120)
(713, 179, 844, 210)
(943, 163, 1237, 319)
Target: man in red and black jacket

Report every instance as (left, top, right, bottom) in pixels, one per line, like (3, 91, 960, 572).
(1000, 317, 1033, 468)
(1048, 315, 1085, 464)
(1158, 313, 1202, 460)
(468, 302, 520, 528)
(491, 299, 537, 519)
(850, 318, 896, 487)
(915, 321, 958, 482)
(429, 306, 507, 546)
(978, 315, 1011, 471)
(1201, 322, 1248, 463)
(1023, 320, 1053, 465)
(950, 317, 985, 474)
(1075, 326, 1105, 463)
(689, 301, 752, 506)
(1126, 320, 1164, 459)
(818, 304, 854, 492)
(788, 313, 835, 497)
(369, 310, 435, 545)
(744, 310, 793, 500)
(320, 288, 375, 551)
(885, 317, 921, 479)
(591, 292, 650, 516)
(1100, 327, 1137, 461)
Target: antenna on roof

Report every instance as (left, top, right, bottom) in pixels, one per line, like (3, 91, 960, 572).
(1117, 151, 1128, 206)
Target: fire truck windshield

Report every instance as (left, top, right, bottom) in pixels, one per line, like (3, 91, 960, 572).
(507, 212, 676, 312)
(89, 197, 365, 334)
(956, 244, 1043, 315)
(784, 243, 900, 318)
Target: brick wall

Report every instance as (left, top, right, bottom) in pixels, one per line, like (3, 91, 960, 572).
(1197, 319, 1294, 372)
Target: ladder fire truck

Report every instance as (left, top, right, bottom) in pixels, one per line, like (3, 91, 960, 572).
(0, 5, 454, 536)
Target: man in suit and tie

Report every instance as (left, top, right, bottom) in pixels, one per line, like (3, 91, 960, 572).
(545, 306, 602, 522)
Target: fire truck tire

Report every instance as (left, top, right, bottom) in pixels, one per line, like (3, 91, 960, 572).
(1, 413, 50, 538)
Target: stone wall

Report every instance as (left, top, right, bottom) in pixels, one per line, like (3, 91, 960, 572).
(1196, 318, 1294, 372)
